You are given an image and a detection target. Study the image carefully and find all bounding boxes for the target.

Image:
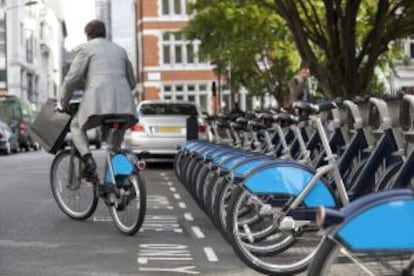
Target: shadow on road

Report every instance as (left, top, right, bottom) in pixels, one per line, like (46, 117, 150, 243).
(145, 161, 174, 170)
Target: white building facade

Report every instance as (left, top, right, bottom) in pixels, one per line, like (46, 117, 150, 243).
(110, 0, 137, 74)
(95, 0, 111, 40)
(0, 0, 66, 108)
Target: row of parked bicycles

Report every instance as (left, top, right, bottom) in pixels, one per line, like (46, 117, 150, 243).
(174, 94, 414, 275)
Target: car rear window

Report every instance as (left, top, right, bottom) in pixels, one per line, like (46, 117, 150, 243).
(139, 103, 198, 116)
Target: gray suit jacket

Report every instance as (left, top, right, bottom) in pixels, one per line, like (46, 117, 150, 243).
(61, 38, 137, 129)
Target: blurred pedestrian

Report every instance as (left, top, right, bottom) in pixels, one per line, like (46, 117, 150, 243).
(287, 62, 311, 106)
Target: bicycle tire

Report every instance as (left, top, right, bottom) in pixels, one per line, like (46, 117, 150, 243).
(375, 161, 402, 191)
(50, 150, 98, 220)
(307, 237, 414, 275)
(109, 172, 146, 235)
(226, 186, 320, 275)
(173, 151, 184, 180)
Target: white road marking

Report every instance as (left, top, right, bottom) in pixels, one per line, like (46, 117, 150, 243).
(138, 257, 192, 264)
(170, 187, 177, 192)
(167, 181, 173, 186)
(184, 213, 194, 222)
(93, 216, 112, 222)
(178, 202, 187, 209)
(191, 226, 205, 239)
(139, 266, 199, 274)
(203, 247, 219, 262)
(173, 193, 181, 200)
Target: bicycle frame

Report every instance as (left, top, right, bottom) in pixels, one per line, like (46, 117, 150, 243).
(240, 114, 349, 218)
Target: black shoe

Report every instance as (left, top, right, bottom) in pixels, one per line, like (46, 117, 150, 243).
(81, 153, 98, 180)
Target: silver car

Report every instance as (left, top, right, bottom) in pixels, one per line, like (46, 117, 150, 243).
(124, 100, 208, 159)
(0, 119, 18, 155)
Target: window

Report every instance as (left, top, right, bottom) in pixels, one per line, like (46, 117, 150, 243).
(0, 70, 6, 82)
(161, 0, 187, 16)
(162, 0, 169, 15)
(139, 103, 198, 116)
(161, 32, 205, 66)
(161, 83, 210, 112)
(20, 23, 24, 46)
(26, 31, 34, 63)
(40, 22, 44, 40)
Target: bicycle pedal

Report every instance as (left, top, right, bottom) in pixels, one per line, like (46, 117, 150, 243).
(103, 196, 115, 207)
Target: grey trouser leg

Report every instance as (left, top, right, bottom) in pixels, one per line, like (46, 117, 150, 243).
(70, 113, 90, 156)
(107, 128, 126, 153)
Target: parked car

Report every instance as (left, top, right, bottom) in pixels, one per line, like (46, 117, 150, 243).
(0, 119, 18, 155)
(124, 100, 208, 160)
(0, 95, 39, 151)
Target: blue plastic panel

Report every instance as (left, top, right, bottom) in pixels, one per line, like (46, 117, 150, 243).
(213, 152, 240, 165)
(104, 154, 134, 183)
(222, 156, 250, 170)
(337, 199, 414, 250)
(244, 166, 336, 207)
(234, 159, 274, 175)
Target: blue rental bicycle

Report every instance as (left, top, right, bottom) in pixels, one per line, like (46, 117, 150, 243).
(308, 188, 414, 275)
(50, 102, 147, 235)
(307, 95, 414, 275)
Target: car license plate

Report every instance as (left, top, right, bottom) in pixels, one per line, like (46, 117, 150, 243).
(157, 126, 182, 133)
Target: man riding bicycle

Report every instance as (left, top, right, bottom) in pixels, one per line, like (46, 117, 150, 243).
(60, 20, 137, 179)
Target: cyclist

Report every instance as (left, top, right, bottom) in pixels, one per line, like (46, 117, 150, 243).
(60, 20, 137, 179)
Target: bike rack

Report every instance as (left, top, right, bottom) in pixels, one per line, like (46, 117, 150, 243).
(368, 98, 393, 134)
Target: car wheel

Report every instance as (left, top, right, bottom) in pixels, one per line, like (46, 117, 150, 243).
(4, 142, 11, 155)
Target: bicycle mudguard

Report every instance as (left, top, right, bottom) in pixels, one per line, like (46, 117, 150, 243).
(181, 140, 202, 152)
(213, 151, 244, 167)
(331, 189, 414, 251)
(220, 153, 265, 171)
(104, 154, 135, 182)
(243, 164, 337, 207)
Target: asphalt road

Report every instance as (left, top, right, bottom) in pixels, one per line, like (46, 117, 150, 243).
(0, 149, 260, 276)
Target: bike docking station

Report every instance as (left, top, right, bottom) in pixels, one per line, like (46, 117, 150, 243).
(174, 95, 414, 276)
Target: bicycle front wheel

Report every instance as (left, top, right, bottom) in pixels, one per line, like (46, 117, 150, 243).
(50, 150, 98, 220)
(308, 237, 414, 276)
(109, 172, 146, 235)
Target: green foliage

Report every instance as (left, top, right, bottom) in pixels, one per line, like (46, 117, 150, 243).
(184, 0, 300, 103)
(272, 0, 414, 97)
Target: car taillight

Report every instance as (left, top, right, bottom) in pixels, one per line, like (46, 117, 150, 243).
(198, 125, 206, 133)
(130, 124, 145, 132)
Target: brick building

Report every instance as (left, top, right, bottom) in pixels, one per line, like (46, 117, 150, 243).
(136, 0, 232, 114)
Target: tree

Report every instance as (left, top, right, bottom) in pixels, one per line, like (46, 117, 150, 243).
(184, 0, 300, 104)
(269, 0, 414, 97)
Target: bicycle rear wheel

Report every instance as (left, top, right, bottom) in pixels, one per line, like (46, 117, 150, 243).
(50, 150, 98, 220)
(109, 172, 146, 235)
(308, 237, 414, 276)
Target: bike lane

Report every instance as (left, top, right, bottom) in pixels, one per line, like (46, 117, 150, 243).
(113, 168, 259, 275)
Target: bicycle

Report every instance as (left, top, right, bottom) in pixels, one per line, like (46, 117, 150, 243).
(50, 102, 147, 235)
(307, 94, 414, 275)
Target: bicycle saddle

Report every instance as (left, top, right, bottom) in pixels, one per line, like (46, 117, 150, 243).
(292, 101, 337, 114)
